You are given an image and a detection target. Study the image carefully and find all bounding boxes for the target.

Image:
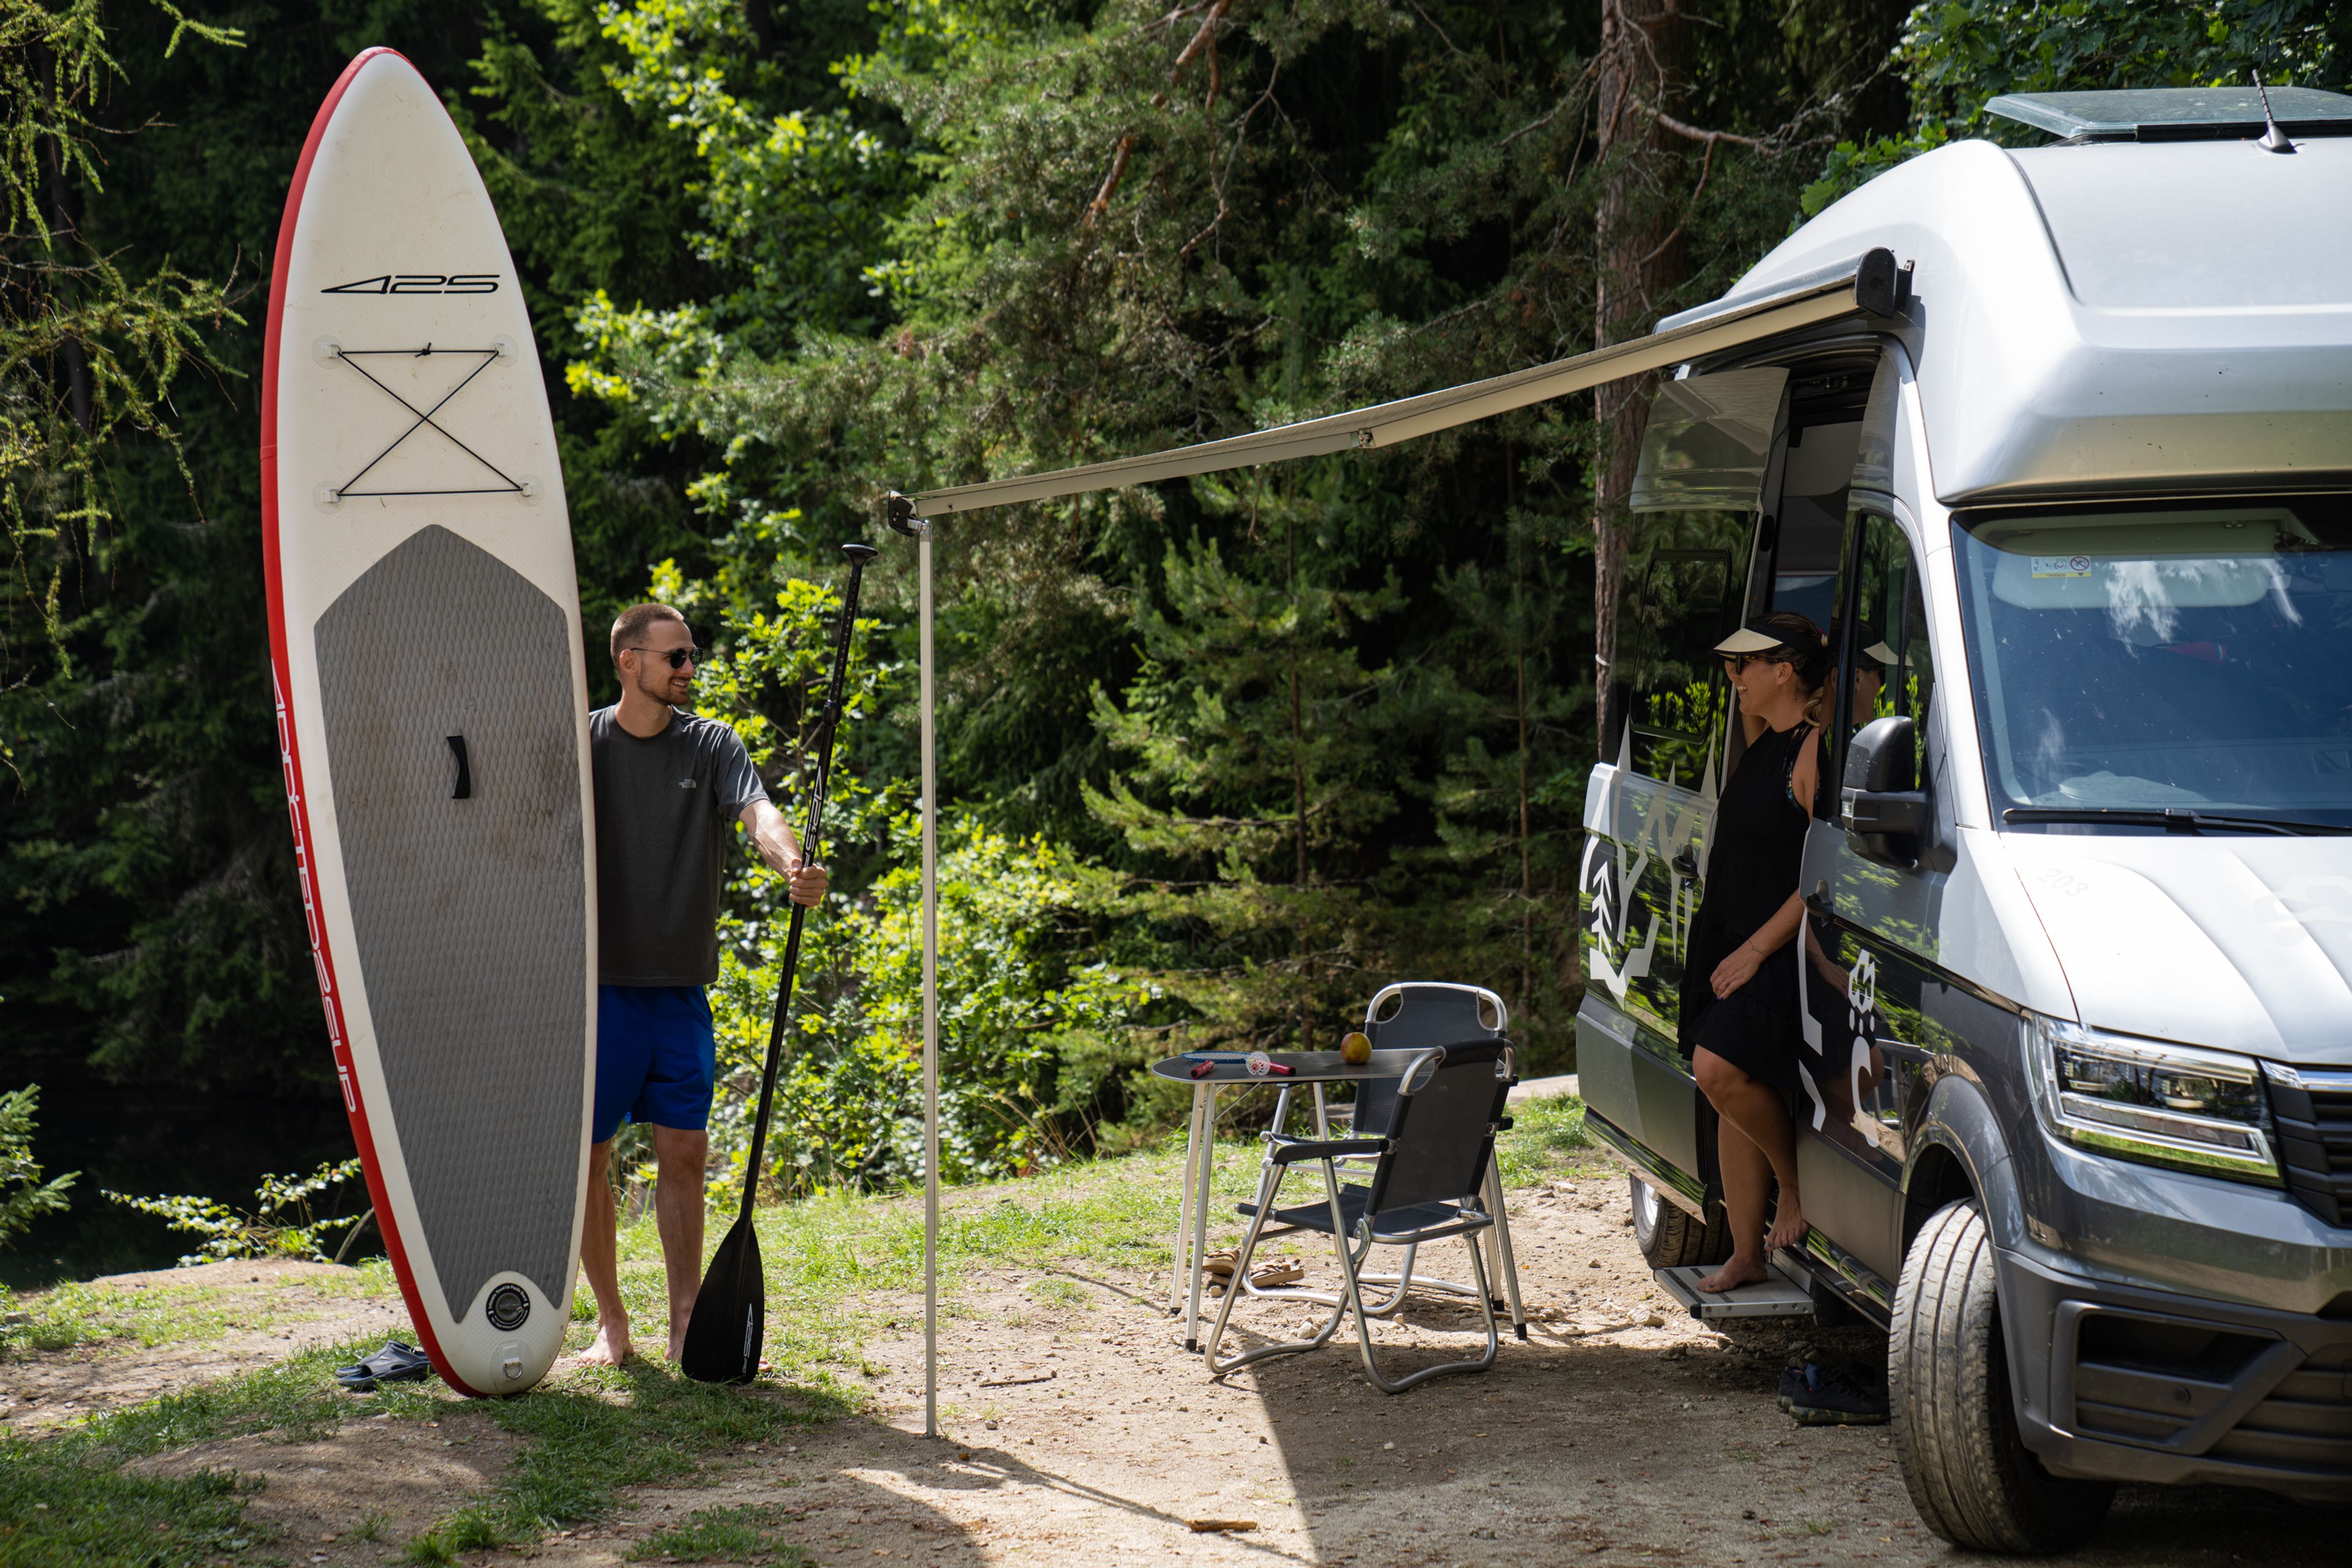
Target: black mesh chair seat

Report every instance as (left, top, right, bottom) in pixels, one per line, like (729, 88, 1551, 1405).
(1268, 1187, 1490, 1246)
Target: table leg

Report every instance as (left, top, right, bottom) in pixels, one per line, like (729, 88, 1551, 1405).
(1483, 1152, 1528, 1338)
(1184, 1084, 1219, 1351)
(1172, 1084, 1208, 1315)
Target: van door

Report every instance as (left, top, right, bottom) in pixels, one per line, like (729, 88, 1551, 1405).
(1795, 496, 1945, 1290)
(1580, 368, 1785, 1203)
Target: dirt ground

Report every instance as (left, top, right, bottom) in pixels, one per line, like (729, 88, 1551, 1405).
(10, 1179, 2342, 1566)
(0, 1260, 410, 1434)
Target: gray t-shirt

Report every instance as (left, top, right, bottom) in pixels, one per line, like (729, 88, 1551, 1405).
(590, 706, 770, 986)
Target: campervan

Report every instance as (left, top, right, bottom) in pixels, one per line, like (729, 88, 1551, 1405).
(1578, 86, 2352, 1552)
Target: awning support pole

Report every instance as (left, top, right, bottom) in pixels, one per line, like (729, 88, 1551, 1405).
(887, 492, 940, 1440)
(918, 516, 939, 1439)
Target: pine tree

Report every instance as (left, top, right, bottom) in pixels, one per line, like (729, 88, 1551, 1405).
(1084, 474, 1406, 1052)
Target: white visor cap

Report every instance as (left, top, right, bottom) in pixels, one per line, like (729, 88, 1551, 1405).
(1713, 625, 1789, 655)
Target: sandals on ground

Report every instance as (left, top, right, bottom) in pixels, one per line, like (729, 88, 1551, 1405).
(335, 1341, 434, 1392)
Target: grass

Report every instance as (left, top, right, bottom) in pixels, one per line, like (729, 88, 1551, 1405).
(0, 1259, 401, 1357)
(0, 1089, 1599, 1564)
(1496, 1093, 1599, 1187)
(402, 1361, 844, 1560)
(627, 1501, 812, 1563)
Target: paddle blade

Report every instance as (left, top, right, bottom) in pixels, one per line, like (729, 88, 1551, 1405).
(680, 1213, 764, 1385)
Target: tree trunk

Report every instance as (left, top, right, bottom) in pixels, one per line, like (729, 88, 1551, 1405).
(1591, 0, 1689, 753)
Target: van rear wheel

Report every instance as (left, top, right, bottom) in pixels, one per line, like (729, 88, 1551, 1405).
(1629, 1175, 1730, 1268)
(1891, 1199, 2114, 1554)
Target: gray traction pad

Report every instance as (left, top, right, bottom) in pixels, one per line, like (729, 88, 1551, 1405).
(316, 524, 587, 1317)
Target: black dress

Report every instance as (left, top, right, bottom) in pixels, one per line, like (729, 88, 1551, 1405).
(1678, 720, 1814, 1093)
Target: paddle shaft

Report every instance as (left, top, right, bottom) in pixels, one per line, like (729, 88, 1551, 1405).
(729, 543, 875, 1225)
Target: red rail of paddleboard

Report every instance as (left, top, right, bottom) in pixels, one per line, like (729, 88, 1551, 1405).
(261, 46, 477, 1396)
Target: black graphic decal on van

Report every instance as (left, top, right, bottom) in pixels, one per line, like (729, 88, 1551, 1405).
(322, 274, 500, 295)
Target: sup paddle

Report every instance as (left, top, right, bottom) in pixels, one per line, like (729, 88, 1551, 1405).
(680, 540, 878, 1385)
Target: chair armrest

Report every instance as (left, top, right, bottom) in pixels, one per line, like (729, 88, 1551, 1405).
(1268, 1136, 1385, 1165)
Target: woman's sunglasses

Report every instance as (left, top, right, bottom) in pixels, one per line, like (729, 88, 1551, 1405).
(1721, 650, 1788, 674)
(627, 646, 707, 669)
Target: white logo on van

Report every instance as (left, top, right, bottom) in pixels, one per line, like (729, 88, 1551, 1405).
(1847, 949, 1880, 1039)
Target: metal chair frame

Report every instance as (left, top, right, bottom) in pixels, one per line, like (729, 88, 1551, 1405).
(1204, 1041, 1513, 1394)
(1231, 983, 1525, 1336)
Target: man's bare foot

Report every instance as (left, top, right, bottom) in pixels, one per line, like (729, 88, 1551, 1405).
(1766, 1199, 1809, 1253)
(578, 1317, 633, 1366)
(1694, 1256, 1771, 1293)
(665, 1311, 693, 1364)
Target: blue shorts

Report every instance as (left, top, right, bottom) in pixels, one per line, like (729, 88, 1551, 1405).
(594, 984, 717, 1143)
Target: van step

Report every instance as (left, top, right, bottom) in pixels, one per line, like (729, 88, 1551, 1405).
(1654, 1262, 1816, 1321)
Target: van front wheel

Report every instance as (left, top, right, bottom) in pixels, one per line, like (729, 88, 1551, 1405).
(1891, 1199, 2114, 1554)
(1629, 1175, 1729, 1268)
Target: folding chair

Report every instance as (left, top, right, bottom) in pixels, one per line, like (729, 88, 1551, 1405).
(1205, 1040, 1515, 1393)
(1232, 983, 1525, 1334)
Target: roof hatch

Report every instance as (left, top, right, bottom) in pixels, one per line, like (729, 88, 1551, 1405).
(1987, 85, 2352, 143)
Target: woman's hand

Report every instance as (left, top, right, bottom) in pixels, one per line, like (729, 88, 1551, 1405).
(1711, 941, 1763, 999)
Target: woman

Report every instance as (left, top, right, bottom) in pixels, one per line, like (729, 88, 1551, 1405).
(1679, 611, 1828, 1293)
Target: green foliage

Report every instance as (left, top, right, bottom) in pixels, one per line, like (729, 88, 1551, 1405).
(663, 550, 1152, 1189)
(0, 1085, 72, 1246)
(1803, 0, 2350, 213)
(714, 813, 1152, 1191)
(103, 1157, 363, 1265)
(0, 0, 241, 715)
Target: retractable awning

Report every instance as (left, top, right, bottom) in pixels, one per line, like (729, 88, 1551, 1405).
(893, 246, 1908, 521)
(892, 244, 1905, 1442)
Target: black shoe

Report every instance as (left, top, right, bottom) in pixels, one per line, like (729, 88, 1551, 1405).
(1777, 1364, 1807, 1412)
(336, 1341, 433, 1392)
(1785, 1361, 1888, 1426)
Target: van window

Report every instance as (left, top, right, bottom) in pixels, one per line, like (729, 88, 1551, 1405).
(1611, 510, 1751, 785)
(1954, 497, 2352, 826)
(1840, 511, 1936, 794)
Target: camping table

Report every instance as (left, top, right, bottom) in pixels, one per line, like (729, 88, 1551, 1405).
(1148, 1050, 1527, 1352)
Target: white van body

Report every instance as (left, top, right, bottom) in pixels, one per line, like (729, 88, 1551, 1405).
(1579, 92, 2352, 1551)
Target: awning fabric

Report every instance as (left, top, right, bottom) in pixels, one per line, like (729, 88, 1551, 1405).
(894, 247, 1905, 521)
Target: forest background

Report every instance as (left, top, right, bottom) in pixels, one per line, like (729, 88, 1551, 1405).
(2, 0, 2346, 1264)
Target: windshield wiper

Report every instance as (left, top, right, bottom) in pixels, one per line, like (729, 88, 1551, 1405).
(2003, 807, 2352, 837)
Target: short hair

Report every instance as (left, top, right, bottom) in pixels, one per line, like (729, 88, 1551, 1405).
(610, 602, 687, 665)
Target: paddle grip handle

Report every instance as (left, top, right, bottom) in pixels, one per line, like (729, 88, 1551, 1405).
(736, 543, 874, 1216)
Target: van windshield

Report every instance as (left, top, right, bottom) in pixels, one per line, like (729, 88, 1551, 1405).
(1953, 497, 2352, 828)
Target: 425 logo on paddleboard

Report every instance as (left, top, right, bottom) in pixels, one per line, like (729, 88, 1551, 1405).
(322, 273, 500, 295)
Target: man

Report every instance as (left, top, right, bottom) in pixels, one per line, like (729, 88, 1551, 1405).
(580, 602, 827, 1365)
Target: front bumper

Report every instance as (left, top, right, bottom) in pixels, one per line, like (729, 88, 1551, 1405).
(1999, 1246, 2352, 1504)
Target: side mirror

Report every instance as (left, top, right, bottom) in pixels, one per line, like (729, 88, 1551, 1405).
(1842, 715, 1925, 866)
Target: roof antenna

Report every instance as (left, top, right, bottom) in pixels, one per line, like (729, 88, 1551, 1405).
(2252, 70, 2297, 153)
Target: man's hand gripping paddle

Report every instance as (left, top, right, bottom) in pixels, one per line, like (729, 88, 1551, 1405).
(680, 541, 877, 1385)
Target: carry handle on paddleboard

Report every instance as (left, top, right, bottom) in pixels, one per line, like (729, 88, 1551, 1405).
(734, 540, 876, 1215)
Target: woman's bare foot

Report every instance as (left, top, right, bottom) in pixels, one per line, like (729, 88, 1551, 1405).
(578, 1316, 633, 1366)
(1694, 1254, 1771, 1293)
(1766, 1197, 1809, 1253)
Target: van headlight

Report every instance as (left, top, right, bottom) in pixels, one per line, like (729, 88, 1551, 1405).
(2025, 1014, 2280, 1185)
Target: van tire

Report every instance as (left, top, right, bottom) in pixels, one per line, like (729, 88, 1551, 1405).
(1891, 1199, 2114, 1554)
(1629, 1175, 1730, 1268)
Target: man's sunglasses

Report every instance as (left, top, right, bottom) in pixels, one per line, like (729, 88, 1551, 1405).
(626, 646, 708, 669)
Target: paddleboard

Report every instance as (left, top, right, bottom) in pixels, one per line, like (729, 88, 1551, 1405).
(262, 48, 594, 1396)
